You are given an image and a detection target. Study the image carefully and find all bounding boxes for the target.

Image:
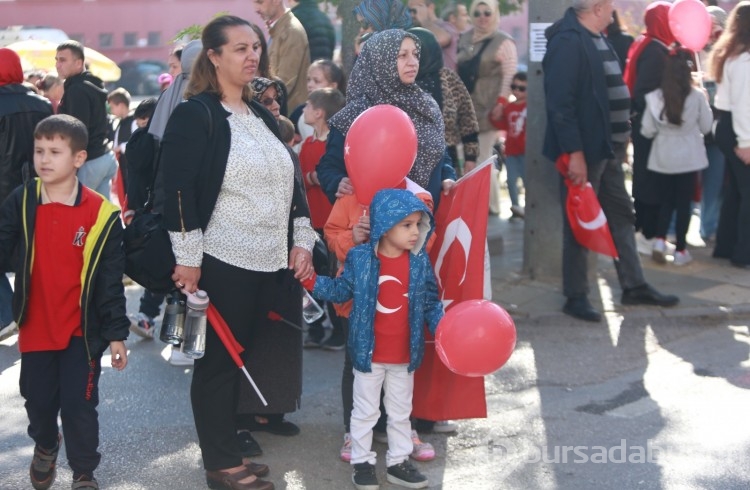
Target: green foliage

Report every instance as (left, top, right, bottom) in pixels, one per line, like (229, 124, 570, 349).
(172, 11, 230, 43)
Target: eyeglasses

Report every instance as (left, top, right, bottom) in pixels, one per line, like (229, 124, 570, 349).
(510, 84, 526, 92)
(473, 10, 492, 18)
(260, 96, 280, 107)
(359, 19, 371, 31)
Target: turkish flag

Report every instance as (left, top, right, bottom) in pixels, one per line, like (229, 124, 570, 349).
(556, 154, 619, 259)
(412, 160, 492, 421)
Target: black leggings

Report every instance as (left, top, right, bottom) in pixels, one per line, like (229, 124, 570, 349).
(654, 171, 696, 252)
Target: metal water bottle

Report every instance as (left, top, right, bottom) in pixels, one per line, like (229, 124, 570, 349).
(159, 290, 186, 345)
(181, 290, 209, 359)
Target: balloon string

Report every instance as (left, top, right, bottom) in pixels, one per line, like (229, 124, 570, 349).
(696, 55, 705, 90)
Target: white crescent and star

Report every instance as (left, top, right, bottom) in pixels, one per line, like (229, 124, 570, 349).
(376, 275, 408, 314)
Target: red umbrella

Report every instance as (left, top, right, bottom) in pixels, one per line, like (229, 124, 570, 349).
(556, 154, 619, 259)
(206, 304, 268, 406)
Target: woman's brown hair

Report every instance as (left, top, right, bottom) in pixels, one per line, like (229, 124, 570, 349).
(709, 1, 750, 82)
(185, 15, 255, 103)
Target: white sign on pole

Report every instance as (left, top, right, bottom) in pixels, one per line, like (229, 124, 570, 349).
(529, 23, 553, 62)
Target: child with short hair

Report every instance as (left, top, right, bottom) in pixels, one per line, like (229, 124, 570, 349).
(300, 88, 346, 349)
(306, 188, 444, 490)
(495, 71, 527, 219)
(0, 114, 130, 489)
(107, 88, 134, 208)
(291, 59, 347, 149)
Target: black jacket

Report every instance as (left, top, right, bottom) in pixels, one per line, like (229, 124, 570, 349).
(160, 93, 311, 248)
(58, 71, 110, 160)
(292, 0, 335, 61)
(0, 180, 130, 359)
(0, 84, 52, 205)
(542, 7, 615, 168)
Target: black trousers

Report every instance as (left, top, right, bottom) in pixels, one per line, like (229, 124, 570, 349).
(192, 254, 278, 470)
(654, 171, 696, 252)
(138, 289, 165, 319)
(20, 336, 102, 477)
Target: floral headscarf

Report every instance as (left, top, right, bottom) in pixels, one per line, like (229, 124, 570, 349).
(329, 29, 445, 189)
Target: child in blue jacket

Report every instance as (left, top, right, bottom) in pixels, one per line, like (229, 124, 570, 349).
(304, 188, 444, 490)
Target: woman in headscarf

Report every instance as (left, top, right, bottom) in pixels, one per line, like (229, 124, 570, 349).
(410, 27, 479, 175)
(249, 23, 289, 117)
(456, 0, 517, 214)
(623, 2, 677, 251)
(317, 29, 455, 207)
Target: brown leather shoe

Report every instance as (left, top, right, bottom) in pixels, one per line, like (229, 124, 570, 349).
(244, 461, 270, 478)
(205, 467, 274, 490)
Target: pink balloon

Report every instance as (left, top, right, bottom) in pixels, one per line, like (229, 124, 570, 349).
(435, 300, 517, 377)
(344, 105, 417, 206)
(669, 0, 712, 51)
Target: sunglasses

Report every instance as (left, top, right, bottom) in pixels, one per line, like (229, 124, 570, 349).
(511, 84, 526, 92)
(473, 10, 492, 18)
(260, 96, 281, 107)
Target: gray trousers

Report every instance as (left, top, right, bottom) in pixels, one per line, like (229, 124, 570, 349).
(561, 143, 646, 299)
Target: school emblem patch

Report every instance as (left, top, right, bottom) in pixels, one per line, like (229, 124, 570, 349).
(73, 226, 86, 247)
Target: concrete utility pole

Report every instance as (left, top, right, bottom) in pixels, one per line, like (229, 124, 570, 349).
(522, 0, 571, 279)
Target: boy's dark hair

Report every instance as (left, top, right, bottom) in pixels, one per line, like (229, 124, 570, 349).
(307, 88, 346, 121)
(134, 97, 158, 120)
(34, 114, 88, 153)
(278, 115, 295, 143)
(56, 40, 85, 61)
(107, 87, 131, 106)
(513, 71, 527, 82)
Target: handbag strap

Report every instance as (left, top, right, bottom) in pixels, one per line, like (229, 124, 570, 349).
(143, 96, 214, 212)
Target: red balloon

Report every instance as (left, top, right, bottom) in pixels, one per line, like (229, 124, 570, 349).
(435, 300, 516, 377)
(344, 104, 417, 206)
(669, 0, 712, 52)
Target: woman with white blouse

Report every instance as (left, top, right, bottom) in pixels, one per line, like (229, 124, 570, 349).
(710, 1, 750, 269)
(160, 15, 317, 490)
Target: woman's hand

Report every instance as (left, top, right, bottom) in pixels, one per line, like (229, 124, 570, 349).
(353, 214, 371, 244)
(336, 177, 354, 198)
(172, 265, 201, 294)
(289, 246, 314, 280)
(736, 146, 750, 165)
(442, 179, 456, 195)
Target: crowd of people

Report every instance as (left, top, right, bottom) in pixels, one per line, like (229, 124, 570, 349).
(1, 0, 749, 489)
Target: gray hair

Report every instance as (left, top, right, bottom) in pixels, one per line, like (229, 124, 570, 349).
(572, 0, 604, 13)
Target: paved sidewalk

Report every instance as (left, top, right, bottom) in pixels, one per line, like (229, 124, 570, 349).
(486, 211, 750, 323)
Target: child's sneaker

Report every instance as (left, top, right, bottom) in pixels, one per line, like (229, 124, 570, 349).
(129, 312, 155, 339)
(652, 238, 667, 264)
(510, 205, 525, 219)
(386, 460, 428, 488)
(71, 474, 99, 489)
(352, 462, 379, 490)
(30, 433, 61, 490)
(340, 433, 352, 462)
(169, 346, 194, 366)
(409, 430, 435, 462)
(673, 250, 693, 266)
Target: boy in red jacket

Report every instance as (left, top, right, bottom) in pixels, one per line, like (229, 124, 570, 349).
(496, 71, 527, 219)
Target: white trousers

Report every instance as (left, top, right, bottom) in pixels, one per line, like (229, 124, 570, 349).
(350, 363, 413, 467)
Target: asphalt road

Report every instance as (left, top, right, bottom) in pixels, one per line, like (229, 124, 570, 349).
(2, 283, 750, 489)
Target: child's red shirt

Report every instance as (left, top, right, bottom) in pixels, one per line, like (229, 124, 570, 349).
(299, 136, 333, 229)
(371, 251, 410, 364)
(498, 100, 527, 157)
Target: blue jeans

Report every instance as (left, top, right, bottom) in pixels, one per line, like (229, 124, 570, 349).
(505, 154, 526, 207)
(0, 274, 13, 327)
(77, 151, 117, 200)
(700, 142, 725, 240)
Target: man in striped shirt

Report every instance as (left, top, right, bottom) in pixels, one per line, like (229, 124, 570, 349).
(542, 0, 679, 322)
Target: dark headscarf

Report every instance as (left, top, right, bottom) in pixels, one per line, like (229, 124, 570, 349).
(329, 29, 444, 189)
(353, 0, 412, 32)
(409, 27, 444, 111)
(623, 2, 676, 94)
(0, 48, 24, 86)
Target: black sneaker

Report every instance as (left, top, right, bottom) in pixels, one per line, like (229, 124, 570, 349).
(352, 462, 379, 490)
(237, 430, 262, 457)
(30, 434, 61, 490)
(71, 474, 99, 489)
(321, 334, 345, 351)
(386, 460, 428, 489)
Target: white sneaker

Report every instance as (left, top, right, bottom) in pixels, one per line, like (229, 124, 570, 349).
(0, 321, 18, 341)
(636, 232, 653, 256)
(432, 420, 458, 433)
(510, 205, 525, 218)
(169, 346, 194, 366)
(652, 238, 667, 264)
(673, 250, 693, 266)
